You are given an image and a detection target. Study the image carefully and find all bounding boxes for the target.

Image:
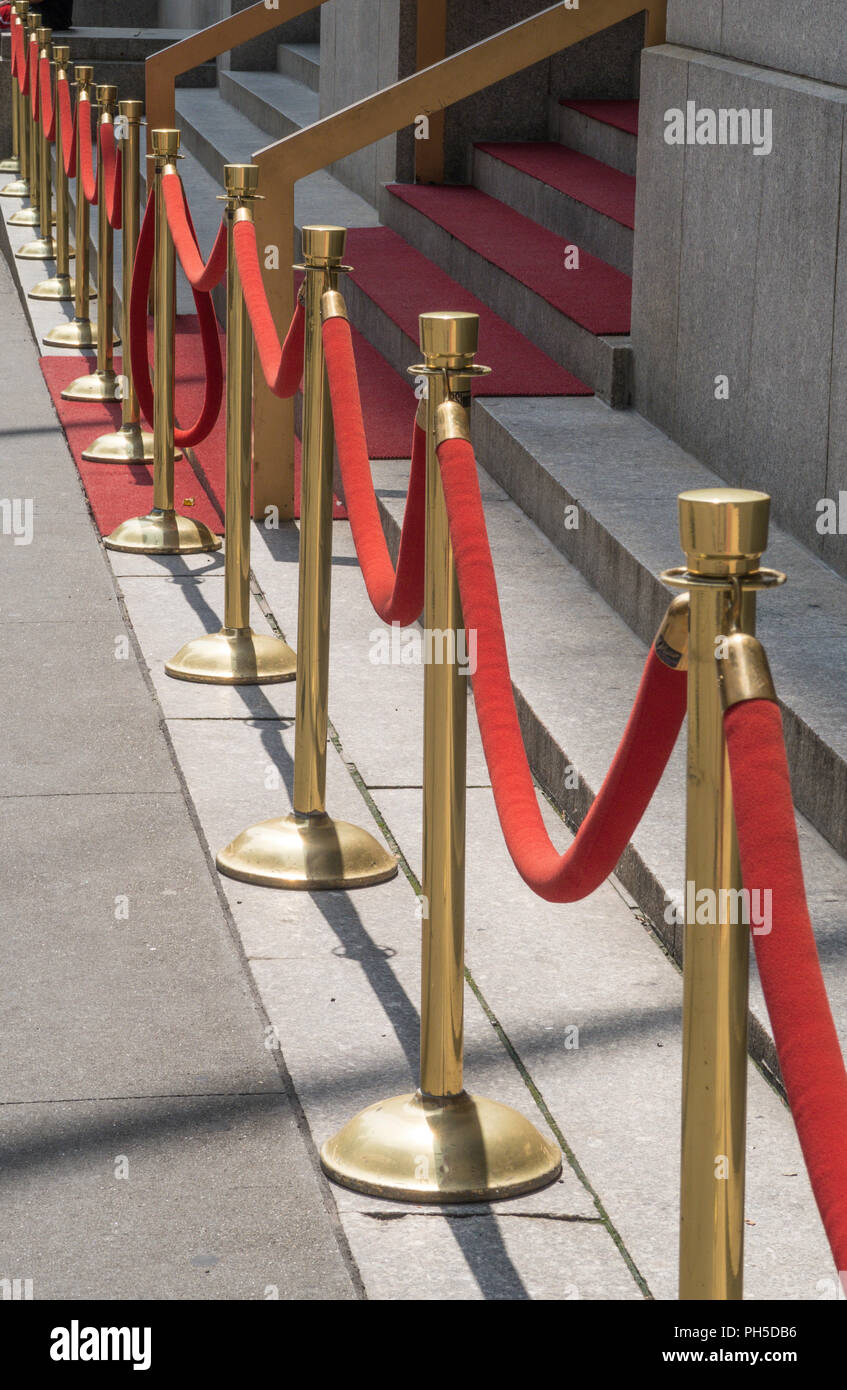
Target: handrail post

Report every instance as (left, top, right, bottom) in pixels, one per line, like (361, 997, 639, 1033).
(164, 164, 297, 685)
(673, 487, 771, 1300)
(320, 312, 562, 1203)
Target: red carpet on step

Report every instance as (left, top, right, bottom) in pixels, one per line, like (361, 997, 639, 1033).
(346, 225, 592, 395)
(475, 142, 636, 228)
(560, 99, 640, 136)
(387, 185, 631, 336)
(40, 316, 348, 536)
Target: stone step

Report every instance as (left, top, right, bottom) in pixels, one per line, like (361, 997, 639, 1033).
(276, 40, 320, 92)
(551, 98, 639, 176)
(73, 0, 158, 22)
(472, 141, 635, 275)
(218, 69, 319, 145)
(379, 181, 632, 407)
(5, 27, 217, 102)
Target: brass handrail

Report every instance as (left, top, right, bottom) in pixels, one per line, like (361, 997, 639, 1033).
(145, 0, 330, 141)
(249, 0, 665, 515)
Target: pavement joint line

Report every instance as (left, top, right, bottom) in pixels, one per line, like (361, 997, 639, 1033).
(360, 1210, 606, 1223)
(0, 1091, 286, 1107)
(98, 539, 368, 1302)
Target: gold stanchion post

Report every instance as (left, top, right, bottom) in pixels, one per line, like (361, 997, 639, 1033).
(43, 64, 100, 349)
(104, 128, 220, 555)
(216, 224, 397, 888)
(82, 99, 155, 460)
(17, 25, 57, 258)
(29, 42, 75, 299)
(63, 83, 120, 400)
(164, 164, 296, 683)
(664, 487, 771, 1300)
(9, 13, 43, 227)
(320, 312, 562, 1201)
(0, 3, 29, 184)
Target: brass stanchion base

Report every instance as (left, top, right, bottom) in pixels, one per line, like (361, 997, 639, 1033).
(0, 157, 21, 174)
(165, 628, 296, 685)
(0, 176, 28, 197)
(29, 272, 74, 301)
(42, 311, 103, 348)
(104, 508, 221, 555)
(216, 811, 398, 890)
(8, 204, 43, 225)
(321, 1090, 563, 1203)
(82, 423, 157, 464)
(61, 369, 121, 402)
(15, 234, 56, 259)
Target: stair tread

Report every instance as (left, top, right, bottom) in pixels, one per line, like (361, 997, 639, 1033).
(475, 141, 636, 230)
(346, 225, 591, 397)
(386, 183, 631, 336)
(223, 69, 320, 130)
(278, 41, 320, 62)
(560, 98, 640, 136)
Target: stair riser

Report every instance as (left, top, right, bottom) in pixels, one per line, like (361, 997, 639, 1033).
(473, 401, 847, 870)
(218, 70, 307, 144)
(472, 147, 633, 276)
(550, 101, 638, 176)
(276, 44, 320, 92)
(379, 188, 631, 406)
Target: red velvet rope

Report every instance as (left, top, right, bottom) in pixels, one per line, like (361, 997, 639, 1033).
(232, 218, 305, 397)
(28, 37, 38, 118)
(322, 314, 425, 625)
(78, 97, 97, 205)
(129, 190, 224, 448)
(435, 434, 687, 902)
(58, 76, 76, 178)
(725, 698, 847, 1275)
(38, 54, 55, 142)
(11, 17, 23, 86)
(100, 121, 122, 230)
(161, 171, 227, 292)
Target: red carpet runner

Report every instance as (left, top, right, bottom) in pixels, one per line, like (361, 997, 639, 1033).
(40, 316, 347, 536)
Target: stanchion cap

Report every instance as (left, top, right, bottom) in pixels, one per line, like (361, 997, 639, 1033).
(301, 224, 347, 266)
(118, 99, 144, 120)
(74, 65, 94, 83)
(96, 84, 117, 107)
(224, 164, 259, 198)
(151, 128, 181, 158)
(420, 311, 479, 368)
(53, 44, 70, 62)
(36, 25, 50, 43)
(678, 487, 770, 576)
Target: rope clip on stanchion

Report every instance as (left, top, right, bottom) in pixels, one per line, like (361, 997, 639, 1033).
(63, 84, 123, 402)
(8, 11, 43, 224)
(164, 164, 296, 685)
(663, 487, 787, 1301)
(0, 2, 31, 189)
(82, 100, 157, 462)
(15, 23, 56, 256)
(104, 128, 220, 556)
(216, 223, 398, 890)
(43, 65, 105, 348)
(321, 312, 563, 1203)
(29, 41, 75, 301)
